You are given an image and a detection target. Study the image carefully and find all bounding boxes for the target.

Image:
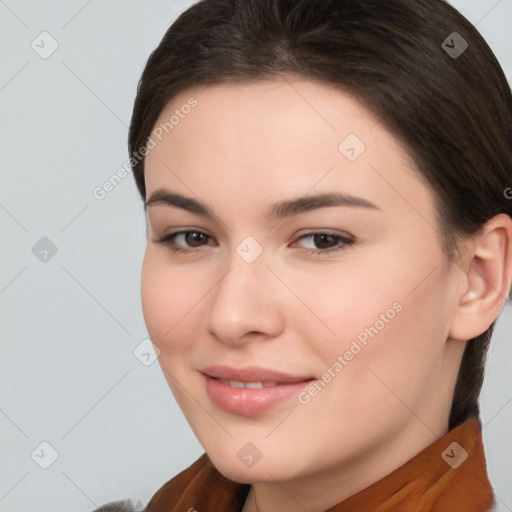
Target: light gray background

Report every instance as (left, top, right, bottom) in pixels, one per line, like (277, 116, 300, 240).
(1, 1, 511, 511)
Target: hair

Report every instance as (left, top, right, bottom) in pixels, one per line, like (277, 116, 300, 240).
(128, 0, 512, 430)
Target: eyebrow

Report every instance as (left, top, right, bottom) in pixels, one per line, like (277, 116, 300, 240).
(145, 188, 380, 219)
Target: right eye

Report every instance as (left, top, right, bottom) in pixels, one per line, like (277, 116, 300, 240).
(155, 230, 216, 254)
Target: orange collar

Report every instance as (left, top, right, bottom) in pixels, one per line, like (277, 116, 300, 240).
(143, 416, 494, 512)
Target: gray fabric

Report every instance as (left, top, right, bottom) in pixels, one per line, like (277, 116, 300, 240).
(92, 500, 144, 512)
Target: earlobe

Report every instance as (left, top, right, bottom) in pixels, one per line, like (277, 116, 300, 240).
(449, 213, 512, 341)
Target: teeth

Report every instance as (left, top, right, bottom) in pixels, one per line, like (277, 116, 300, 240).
(218, 379, 278, 388)
(245, 381, 263, 389)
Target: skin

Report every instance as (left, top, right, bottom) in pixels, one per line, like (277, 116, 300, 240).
(140, 77, 512, 512)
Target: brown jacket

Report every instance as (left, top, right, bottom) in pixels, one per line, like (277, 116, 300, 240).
(94, 416, 495, 511)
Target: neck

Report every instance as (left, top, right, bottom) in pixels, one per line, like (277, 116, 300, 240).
(241, 416, 450, 512)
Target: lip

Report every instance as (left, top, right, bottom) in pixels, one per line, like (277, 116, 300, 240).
(201, 365, 315, 416)
(201, 365, 313, 383)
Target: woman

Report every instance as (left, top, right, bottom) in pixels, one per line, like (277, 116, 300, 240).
(95, 0, 512, 510)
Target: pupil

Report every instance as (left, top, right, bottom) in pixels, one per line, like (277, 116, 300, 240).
(187, 232, 205, 246)
(314, 234, 335, 249)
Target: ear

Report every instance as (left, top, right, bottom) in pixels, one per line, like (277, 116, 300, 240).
(449, 213, 512, 341)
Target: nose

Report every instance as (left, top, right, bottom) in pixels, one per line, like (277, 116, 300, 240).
(205, 249, 285, 346)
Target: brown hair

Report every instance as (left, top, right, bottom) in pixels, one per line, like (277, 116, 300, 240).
(128, 0, 512, 430)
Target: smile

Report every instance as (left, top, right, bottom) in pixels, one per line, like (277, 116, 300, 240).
(218, 379, 279, 388)
(201, 365, 315, 415)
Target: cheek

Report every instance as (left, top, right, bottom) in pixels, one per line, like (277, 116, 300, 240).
(291, 245, 450, 394)
(140, 249, 201, 354)
(286, 259, 401, 355)
(140, 252, 205, 410)
(140, 253, 168, 342)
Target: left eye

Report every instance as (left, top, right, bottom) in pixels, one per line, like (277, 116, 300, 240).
(154, 230, 354, 255)
(293, 233, 354, 254)
(155, 230, 214, 253)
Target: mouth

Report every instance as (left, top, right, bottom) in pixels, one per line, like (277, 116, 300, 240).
(215, 379, 282, 389)
(201, 365, 315, 415)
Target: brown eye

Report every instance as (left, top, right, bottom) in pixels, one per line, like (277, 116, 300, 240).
(183, 231, 208, 247)
(155, 230, 215, 253)
(295, 232, 355, 255)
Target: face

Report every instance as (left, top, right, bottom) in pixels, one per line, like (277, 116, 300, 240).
(140, 78, 465, 486)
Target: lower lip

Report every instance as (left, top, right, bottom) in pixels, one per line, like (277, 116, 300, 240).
(203, 374, 313, 416)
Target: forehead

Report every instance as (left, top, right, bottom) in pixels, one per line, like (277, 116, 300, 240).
(143, 78, 427, 214)
(149, 78, 384, 153)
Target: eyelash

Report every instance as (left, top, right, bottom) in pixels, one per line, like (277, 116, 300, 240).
(154, 230, 355, 256)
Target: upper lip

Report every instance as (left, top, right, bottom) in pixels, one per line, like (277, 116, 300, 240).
(201, 365, 314, 384)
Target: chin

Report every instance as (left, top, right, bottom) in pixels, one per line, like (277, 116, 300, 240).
(204, 442, 309, 484)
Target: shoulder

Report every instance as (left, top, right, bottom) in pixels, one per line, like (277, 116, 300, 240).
(143, 453, 250, 512)
(144, 453, 218, 511)
(91, 454, 212, 512)
(91, 499, 143, 512)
